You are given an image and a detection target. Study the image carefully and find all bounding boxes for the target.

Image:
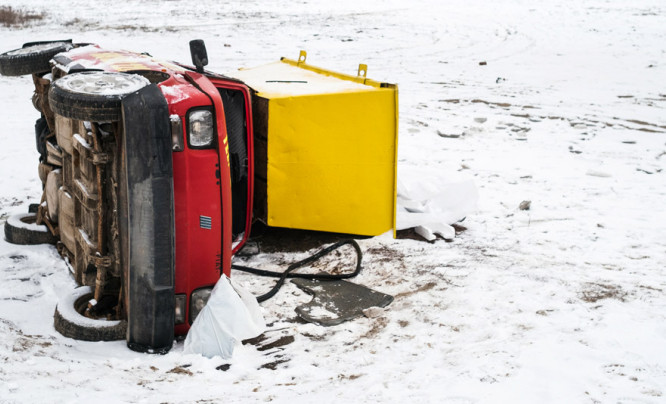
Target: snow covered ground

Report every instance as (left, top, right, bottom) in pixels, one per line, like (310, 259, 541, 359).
(1, 0, 665, 402)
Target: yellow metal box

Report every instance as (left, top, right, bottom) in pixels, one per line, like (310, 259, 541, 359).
(232, 52, 398, 236)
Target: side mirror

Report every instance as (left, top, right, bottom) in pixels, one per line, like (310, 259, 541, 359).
(189, 39, 208, 73)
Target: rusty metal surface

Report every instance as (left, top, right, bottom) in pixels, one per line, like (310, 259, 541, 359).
(48, 106, 121, 317)
(32, 73, 55, 132)
(24, 61, 126, 322)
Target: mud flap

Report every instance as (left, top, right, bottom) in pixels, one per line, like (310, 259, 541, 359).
(119, 85, 175, 353)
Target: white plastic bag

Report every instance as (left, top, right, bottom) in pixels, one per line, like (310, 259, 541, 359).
(183, 276, 265, 359)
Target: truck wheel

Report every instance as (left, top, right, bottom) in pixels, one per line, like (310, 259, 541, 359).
(48, 71, 150, 122)
(0, 42, 72, 77)
(4, 213, 57, 245)
(54, 286, 127, 341)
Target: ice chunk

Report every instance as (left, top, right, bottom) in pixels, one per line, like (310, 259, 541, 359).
(396, 167, 478, 240)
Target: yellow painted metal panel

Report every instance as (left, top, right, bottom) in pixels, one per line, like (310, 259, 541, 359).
(232, 54, 398, 236)
(233, 61, 378, 98)
(280, 56, 387, 88)
(266, 89, 396, 235)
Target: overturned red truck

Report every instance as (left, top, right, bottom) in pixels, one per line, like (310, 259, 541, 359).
(0, 40, 398, 353)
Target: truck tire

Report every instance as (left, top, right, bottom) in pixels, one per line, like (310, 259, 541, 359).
(0, 41, 72, 77)
(4, 213, 57, 245)
(54, 286, 127, 341)
(48, 71, 150, 122)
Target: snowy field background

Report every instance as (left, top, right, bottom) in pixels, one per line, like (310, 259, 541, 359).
(1, 0, 665, 402)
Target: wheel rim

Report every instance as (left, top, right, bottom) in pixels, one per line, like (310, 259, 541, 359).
(74, 292, 119, 320)
(74, 293, 94, 317)
(56, 72, 150, 96)
(6, 42, 68, 56)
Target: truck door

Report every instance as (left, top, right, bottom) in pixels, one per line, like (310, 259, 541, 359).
(211, 80, 254, 254)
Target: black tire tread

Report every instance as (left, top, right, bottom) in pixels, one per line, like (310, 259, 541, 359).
(4, 213, 57, 245)
(48, 85, 123, 122)
(53, 289, 127, 342)
(0, 43, 71, 77)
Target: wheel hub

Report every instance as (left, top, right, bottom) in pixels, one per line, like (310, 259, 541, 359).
(57, 72, 150, 96)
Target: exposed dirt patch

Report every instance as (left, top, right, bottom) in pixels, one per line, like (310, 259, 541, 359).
(167, 366, 193, 376)
(243, 332, 295, 350)
(338, 373, 362, 380)
(365, 245, 406, 264)
(260, 357, 289, 370)
(244, 222, 367, 254)
(2, 319, 54, 353)
(579, 283, 628, 303)
(300, 331, 327, 341)
(361, 317, 389, 339)
(12, 336, 52, 352)
(244, 332, 295, 370)
(256, 335, 295, 352)
(64, 18, 180, 33)
(108, 24, 179, 32)
(243, 333, 269, 346)
(216, 363, 231, 371)
(471, 99, 512, 108)
(396, 228, 432, 242)
(394, 282, 437, 299)
(0, 6, 44, 27)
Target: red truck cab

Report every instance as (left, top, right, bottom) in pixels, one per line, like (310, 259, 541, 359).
(168, 73, 254, 335)
(47, 44, 254, 339)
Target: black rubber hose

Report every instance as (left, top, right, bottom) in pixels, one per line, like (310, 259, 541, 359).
(231, 239, 363, 302)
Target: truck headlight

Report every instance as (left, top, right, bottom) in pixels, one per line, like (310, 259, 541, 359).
(189, 287, 212, 324)
(187, 109, 214, 148)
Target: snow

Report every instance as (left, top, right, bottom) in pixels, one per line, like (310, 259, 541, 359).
(160, 85, 189, 104)
(231, 61, 377, 97)
(72, 133, 91, 150)
(1, 0, 665, 403)
(396, 166, 478, 239)
(7, 213, 48, 233)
